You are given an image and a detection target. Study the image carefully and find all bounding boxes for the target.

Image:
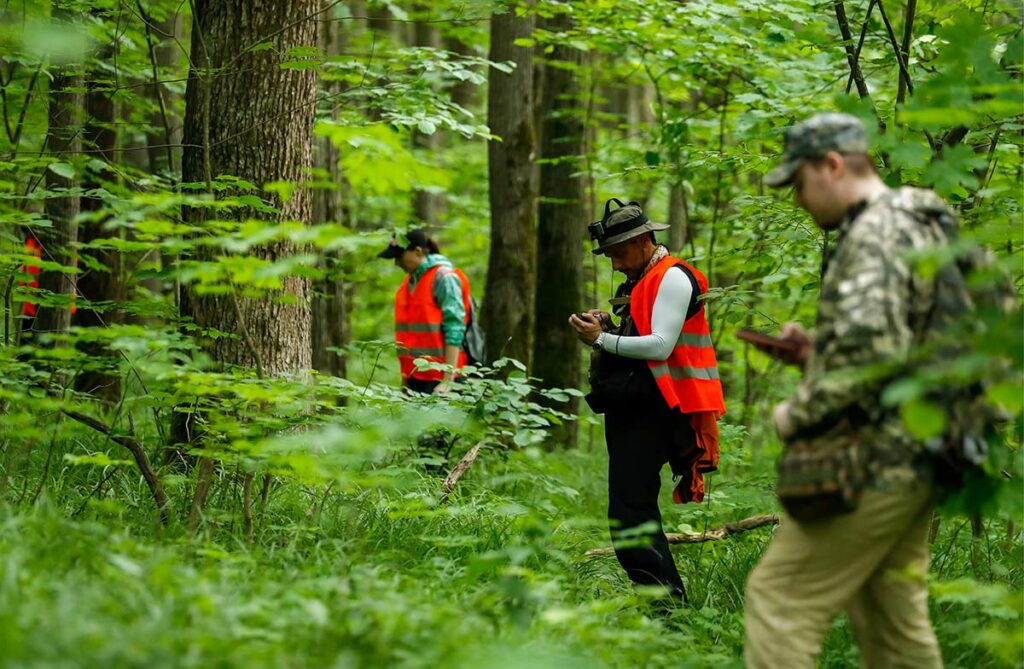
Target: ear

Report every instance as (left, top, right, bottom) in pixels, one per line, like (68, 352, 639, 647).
(825, 150, 845, 178)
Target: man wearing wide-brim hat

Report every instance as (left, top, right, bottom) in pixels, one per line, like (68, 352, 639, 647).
(569, 198, 726, 605)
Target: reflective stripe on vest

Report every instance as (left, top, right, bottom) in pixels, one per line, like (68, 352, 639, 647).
(394, 265, 471, 381)
(649, 363, 721, 381)
(630, 255, 726, 414)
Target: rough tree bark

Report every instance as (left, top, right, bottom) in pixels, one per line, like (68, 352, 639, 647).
(482, 8, 536, 367)
(180, 0, 318, 375)
(532, 14, 585, 447)
(178, 0, 319, 519)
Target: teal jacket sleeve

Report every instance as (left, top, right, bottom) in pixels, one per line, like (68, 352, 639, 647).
(433, 269, 467, 346)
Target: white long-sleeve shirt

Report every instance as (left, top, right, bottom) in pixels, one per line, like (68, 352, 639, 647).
(600, 267, 694, 360)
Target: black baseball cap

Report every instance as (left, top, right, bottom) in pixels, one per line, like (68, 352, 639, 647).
(377, 228, 430, 259)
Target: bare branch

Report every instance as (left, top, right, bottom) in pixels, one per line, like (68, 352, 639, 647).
(897, 0, 918, 105)
(62, 408, 170, 525)
(876, 0, 914, 96)
(834, 0, 870, 99)
(845, 0, 876, 95)
(585, 514, 780, 558)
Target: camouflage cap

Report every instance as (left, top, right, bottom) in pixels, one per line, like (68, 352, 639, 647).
(765, 113, 868, 188)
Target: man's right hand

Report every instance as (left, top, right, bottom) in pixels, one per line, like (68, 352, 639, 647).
(755, 322, 812, 367)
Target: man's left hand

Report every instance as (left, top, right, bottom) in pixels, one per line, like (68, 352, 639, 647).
(568, 312, 602, 346)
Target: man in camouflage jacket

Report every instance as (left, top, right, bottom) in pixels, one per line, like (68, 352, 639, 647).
(744, 113, 944, 668)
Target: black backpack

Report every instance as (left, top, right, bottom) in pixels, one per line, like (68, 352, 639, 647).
(462, 296, 487, 365)
(435, 266, 487, 366)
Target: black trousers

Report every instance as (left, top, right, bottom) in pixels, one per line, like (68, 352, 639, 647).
(605, 401, 692, 600)
(405, 377, 439, 394)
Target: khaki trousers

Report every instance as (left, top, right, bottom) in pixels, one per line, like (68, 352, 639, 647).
(744, 482, 943, 669)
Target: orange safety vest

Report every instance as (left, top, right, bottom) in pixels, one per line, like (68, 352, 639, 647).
(20, 238, 42, 317)
(630, 255, 726, 414)
(395, 265, 471, 382)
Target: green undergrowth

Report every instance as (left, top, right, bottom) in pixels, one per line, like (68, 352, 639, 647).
(0, 417, 1020, 669)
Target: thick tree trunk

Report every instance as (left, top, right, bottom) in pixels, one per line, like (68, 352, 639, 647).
(482, 9, 536, 367)
(177, 0, 318, 520)
(532, 15, 585, 447)
(33, 31, 81, 339)
(180, 0, 318, 375)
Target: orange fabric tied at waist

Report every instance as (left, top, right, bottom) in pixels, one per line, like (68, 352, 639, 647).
(672, 411, 720, 504)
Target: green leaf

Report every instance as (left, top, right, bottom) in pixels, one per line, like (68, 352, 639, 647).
(889, 142, 931, 171)
(63, 453, 132, 467)
(900, 399, 947, 440)
(48, 162, 75, 180)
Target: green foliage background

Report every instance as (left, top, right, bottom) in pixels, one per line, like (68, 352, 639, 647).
(0, 0, 1021, 667)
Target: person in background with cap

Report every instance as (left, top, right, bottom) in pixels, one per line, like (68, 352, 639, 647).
(569, 198, 726, 605)
(378, 228, 472, 394)
(743, 112, 945, 668)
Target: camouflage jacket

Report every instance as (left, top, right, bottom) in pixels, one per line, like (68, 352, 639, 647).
(786, 187, 953, 487)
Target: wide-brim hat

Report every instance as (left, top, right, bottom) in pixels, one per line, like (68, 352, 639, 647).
(590, 199, 668, 255)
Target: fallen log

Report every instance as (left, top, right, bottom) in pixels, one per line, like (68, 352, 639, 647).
(585, 513, 779, 558)
(439, 441, 484, 502)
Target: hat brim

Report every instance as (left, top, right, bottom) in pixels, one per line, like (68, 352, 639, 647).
(377, 244, 403, 259)
(591, 222, 670, 255)
(764, 158, 802, 188)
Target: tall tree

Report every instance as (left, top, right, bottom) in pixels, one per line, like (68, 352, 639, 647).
(411, 5, 446, 228)
(312, 0, 351, 379)
(482, 8, 536, 367)
(178, 0, 319, 521)
(73, 38, 123, 401)
(32, 5, 81, 339)
(180, 1, 318, 374)
(531, 13, 586, 447)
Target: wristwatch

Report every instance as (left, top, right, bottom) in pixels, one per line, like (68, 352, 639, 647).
(592, 332, 606, 351)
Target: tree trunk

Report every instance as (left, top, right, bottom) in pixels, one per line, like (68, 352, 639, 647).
(144, 12, 184, 175)
(667, 180, 689, 252)
(532, 15, 585, 447)
(33, 14, 81, 339)
(483, 9, 536, 367)
(312, 0, 350, 380)
(411, 8, 446, 228)
(73, 44, 124, 401)
(445, 33, 477, 110)
(180, 0, 317, 376)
